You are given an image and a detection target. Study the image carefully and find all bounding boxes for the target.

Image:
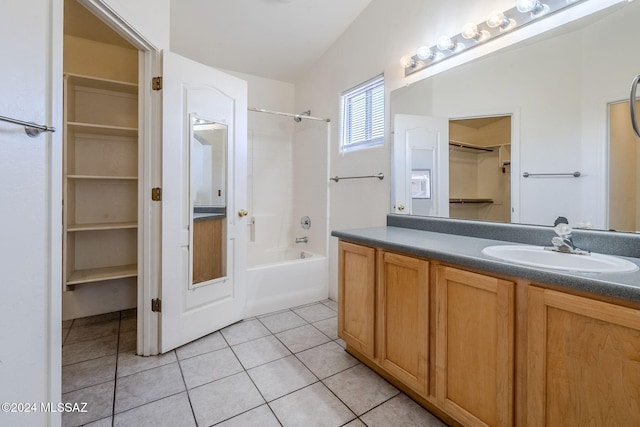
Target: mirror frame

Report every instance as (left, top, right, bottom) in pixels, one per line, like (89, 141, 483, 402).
(189, 113, 229, 288)
(390, 0, 635, 232)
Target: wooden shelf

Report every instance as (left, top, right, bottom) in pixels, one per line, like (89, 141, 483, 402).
(67, 121, 138, 137)
(67, 222, 137, 232)
(65, 73, 138, 94)
(66, 264, 137, 286)
(449, 198, 494, 204)
(67, 175, 138, 181)
(449, 140, 494, 152)
(63, 62, 138, 292)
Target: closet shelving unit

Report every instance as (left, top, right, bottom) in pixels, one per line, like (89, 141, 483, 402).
(449, 198, 494, 204)
(448, 140, 495, 152)
(63, 73, 138, 290)
(449, 140, 511, 168)
(448, 140, 505, 205)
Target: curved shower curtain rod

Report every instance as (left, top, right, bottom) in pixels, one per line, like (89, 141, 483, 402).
(248, 107, 331, 123)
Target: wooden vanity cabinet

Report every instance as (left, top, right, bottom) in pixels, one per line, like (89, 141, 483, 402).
(338, 241, 514, 426)
(338, 241, 376, 358)
(435, 266, 515, 427)
(527, 286, 640, 427)
(338, 239, 640, 427)
(377, 251, 429, 396)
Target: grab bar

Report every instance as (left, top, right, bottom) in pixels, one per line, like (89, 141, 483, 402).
(0, 115, 56, 137)
(330, 173, 384, 183)
(522, 171, 581, 178)
(630, 75, 640, 138)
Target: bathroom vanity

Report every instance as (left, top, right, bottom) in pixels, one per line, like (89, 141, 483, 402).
(333, 215, 640, 427)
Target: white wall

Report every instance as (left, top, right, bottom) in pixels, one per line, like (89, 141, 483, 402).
(0, 2, 61, 424)
(294, 0, 516, 300)
(226, 72, 297, 261)
(0, 0, 169, 425)
(292, 117, 330, 257)
(225, 70, 330, 262)
(295, 0, 631, 299)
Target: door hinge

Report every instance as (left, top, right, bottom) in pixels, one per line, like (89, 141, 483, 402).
(152, 76, 162, 91)
(151, 187, 162, 201)
(151, 298, 161, 313)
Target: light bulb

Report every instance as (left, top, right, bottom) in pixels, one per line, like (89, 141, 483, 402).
(487, 10, 511, 29)
(461, 23, 481, 40)
(516, 0, 549, 16)
(401, 56, 416, 68)
(416, 46, 434, 60)
(436, 36, 455, 51)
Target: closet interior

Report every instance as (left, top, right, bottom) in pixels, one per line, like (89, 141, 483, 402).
(62, 0, 140, 320)
(449, 115, 511, 223)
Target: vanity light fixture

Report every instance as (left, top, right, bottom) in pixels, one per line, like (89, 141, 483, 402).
(403, 0, 586, 77)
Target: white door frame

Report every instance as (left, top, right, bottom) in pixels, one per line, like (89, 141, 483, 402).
(55, 0, 163, 356)
(50, 1, 64, 423)
(447, 109, 521, 223)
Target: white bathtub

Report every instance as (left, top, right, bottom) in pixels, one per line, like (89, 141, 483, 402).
(245, 247, 329, 317)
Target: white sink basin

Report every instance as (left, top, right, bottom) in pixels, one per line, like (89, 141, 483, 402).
(481, 245, 639, 273)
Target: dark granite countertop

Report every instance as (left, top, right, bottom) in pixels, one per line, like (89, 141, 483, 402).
(332, 218, 640, 303)
(194, 213, 225, 221)
(193, 206, 226, 222)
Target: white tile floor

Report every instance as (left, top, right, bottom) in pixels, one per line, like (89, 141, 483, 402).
(61, 300, 447, 427)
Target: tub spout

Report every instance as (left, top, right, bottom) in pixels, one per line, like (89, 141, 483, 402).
(295, 236, 308, 244)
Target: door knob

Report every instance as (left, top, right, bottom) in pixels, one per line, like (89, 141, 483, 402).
(397, 204, 405, 212)
(238, 209, 248, 217)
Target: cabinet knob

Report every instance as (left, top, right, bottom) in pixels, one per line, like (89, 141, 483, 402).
(397, 204, 405, 212)
(238, 209, 249, 217)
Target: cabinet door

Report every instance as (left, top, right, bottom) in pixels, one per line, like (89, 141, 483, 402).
(377, 251, 429, 395)
(436, 266, 514, 427)
(338, 241, 376, 358)
(527, 287, 640, 427)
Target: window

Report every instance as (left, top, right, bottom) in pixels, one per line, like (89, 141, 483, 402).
(340, 74, 384, 152)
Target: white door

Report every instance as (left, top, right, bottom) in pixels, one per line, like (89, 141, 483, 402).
(393, 114, 449, 217)
(160, 52, 248, 352)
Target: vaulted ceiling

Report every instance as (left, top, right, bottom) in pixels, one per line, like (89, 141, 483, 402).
(169, 0, 373, 83)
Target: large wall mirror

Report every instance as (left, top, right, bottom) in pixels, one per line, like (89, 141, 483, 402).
(391, 0, 640, 233)
(190, 116, 228, 286)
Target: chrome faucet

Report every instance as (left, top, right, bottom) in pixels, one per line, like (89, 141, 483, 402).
(295, 236, 308, 244)
(548, 217, 589, 255)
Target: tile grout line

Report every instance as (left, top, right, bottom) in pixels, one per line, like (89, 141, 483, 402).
(65, 301, 379, 426)
(110, 310, 124, 427)
(209, 326, 279, 427)
(109, 390, 189, 422)
(257, 309, 360, 425)
(268, 301, 400, 426)
(174, 345, 199, 426)
(209, 306, 338, 425)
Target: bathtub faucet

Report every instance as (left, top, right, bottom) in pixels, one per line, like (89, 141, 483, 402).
(295, 236, 308, 244)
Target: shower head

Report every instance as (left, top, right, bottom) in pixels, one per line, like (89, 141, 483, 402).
(294, 110, 311, 122)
